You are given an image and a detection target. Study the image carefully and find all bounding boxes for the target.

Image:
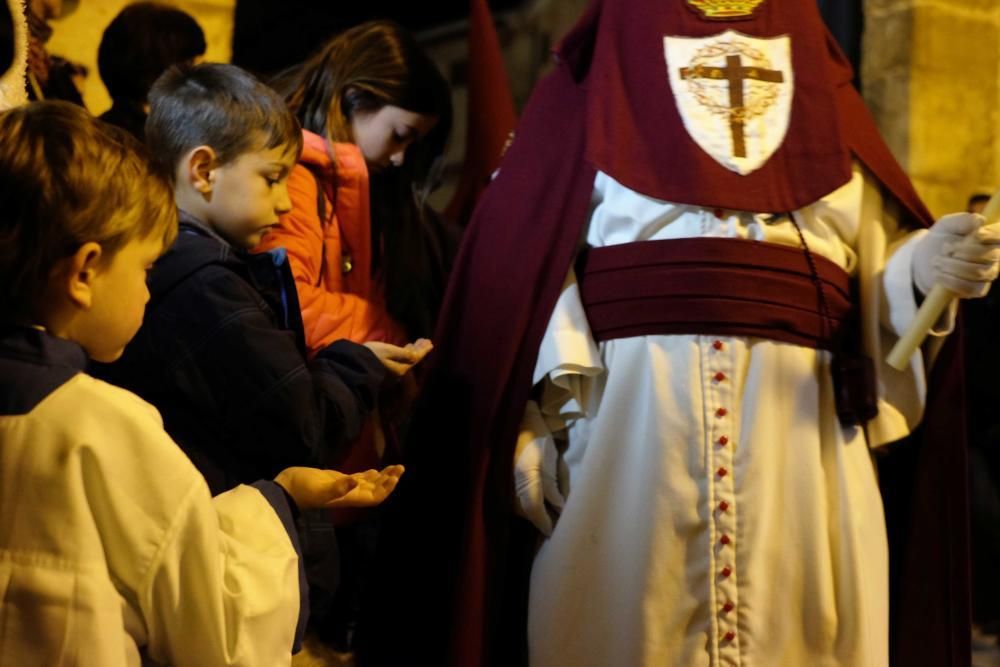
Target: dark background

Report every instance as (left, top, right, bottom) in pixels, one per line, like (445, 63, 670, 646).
(233, 0, 865, 81)
(232, 0, 524, 76)
(818, 0, 864, 84)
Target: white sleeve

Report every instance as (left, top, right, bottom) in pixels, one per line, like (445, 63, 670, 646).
(804, 162, 956, 339)
(531, 266, 605, 428)
(94, 393, 304, 667)
(852, 169, 955, 447)
(21, 378, 305, 666)
(138, 479, 302, 667)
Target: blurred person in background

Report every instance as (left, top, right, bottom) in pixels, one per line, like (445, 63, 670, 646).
(97, 2, 206, 140)
(25, 0, 85, 105)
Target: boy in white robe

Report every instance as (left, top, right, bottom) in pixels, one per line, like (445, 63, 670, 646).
(0, 101, 403, 665)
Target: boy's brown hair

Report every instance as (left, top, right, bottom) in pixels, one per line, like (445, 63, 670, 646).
(0, 101, 177, 320)
(145, 63, 303, 182)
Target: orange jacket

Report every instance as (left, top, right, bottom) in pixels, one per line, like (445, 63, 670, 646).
(255, 130, 406, 354)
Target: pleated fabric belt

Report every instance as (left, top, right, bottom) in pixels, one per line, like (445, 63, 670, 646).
(577, 237, 853, 350)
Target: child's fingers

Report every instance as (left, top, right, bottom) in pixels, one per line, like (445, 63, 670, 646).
(365, 342, 420, 367)
(379, 343, 422, 362)
(382, 358, 415, 376)
(329, 476, 358, 498)
(378, 473, 401, 492)
(383, 480, 400, 498)
(352, 468, 381, 483)
(407, 339, 434, 358)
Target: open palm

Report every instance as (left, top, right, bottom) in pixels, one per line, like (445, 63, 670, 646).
(275, 465, 404, 510)
(328, 466, 405, 508)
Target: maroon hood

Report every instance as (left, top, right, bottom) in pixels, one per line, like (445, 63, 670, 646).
(556, 0, 932, 222)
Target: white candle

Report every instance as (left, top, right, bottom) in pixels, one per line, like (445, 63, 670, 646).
(886, 189, 1000, 371)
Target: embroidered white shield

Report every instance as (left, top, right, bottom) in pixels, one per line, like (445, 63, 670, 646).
(664, 31, 793, 176)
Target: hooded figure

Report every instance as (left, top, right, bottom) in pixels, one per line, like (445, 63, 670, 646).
(367, 1, 990, 665)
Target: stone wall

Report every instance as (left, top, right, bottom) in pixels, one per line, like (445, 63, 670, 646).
(864, 0, 1000, 216)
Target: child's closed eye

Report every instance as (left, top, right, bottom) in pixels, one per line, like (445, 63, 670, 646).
(393, 128, 416, 144)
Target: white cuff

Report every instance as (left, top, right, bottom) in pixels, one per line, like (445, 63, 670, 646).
(882, 230, 958, 338)
(532, 269, 604, 420)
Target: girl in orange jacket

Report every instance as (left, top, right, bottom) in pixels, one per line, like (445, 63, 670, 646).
(253, 25, 453, 653)
(256, 21, 453, 355)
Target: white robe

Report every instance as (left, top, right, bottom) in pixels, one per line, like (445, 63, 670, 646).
(0, 373, 301, 666)
(524, 165, 949, 667)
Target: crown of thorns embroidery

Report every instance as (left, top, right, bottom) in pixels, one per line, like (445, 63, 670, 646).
(679, 40, 785, 158)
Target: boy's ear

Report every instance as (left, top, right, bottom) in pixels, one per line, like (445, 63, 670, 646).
(185, 145, 218, 197)
(62, 242, 104, 310)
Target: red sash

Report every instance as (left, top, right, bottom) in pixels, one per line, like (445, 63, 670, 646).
(578, 237, 852, 349)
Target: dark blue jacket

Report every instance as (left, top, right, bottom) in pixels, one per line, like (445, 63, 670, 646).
(98, 212, 385, 494)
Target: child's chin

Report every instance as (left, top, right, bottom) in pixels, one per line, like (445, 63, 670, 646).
(235, 233, 262, 249)
(90, 347, 126, 364)
(246, 227, 275, 248)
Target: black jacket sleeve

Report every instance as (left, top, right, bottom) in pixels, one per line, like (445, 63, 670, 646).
(137, 265, 384, 482)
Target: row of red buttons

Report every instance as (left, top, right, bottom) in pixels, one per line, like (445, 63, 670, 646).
(716, 351, 730, 475)
(711, 339, 737, 647)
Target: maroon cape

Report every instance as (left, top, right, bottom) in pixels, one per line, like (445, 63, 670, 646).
(362, 2, 969, 665)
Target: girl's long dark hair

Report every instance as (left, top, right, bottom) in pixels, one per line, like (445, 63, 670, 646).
(275, 21, 454, 339)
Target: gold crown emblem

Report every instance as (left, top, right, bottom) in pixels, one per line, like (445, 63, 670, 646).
(686, 0, 767, 20)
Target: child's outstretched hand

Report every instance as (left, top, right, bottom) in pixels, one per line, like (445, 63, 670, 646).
(274, 465, 405, 510)
(364, 338, 433, 376)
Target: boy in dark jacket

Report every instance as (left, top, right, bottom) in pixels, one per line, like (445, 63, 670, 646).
(100, 63, 430, 494)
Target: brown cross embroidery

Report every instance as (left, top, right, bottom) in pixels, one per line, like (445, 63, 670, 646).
(680, 54, 784, 158)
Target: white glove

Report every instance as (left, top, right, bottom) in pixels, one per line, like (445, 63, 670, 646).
(912, 213, 1000, 299)
(513, 401, 566, 536)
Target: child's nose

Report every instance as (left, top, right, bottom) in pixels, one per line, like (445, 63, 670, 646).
(275, 183, 292, 214)
(390, 150, 405, 167)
